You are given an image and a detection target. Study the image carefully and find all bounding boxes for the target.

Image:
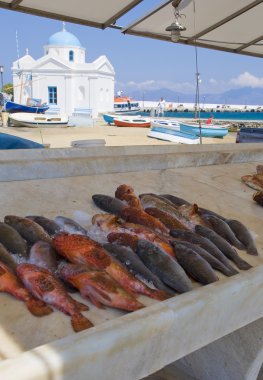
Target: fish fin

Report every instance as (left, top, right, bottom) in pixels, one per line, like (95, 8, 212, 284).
(80, 289, 105, 309)
(71, 314, 94, 332)
(26, 299, 53, 317)
(234, 258, 252, 270)
(247, 245, 259, 256)
(73, 299, 89, 311)
(148, 289, 171, 301)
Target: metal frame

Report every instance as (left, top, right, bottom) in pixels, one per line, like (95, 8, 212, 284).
(0, 0, 143, 29)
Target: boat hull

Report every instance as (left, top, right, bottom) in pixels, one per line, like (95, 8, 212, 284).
(148, 127, 199, 144)
(9, 113, 69, 128)
(114, 118, 150, 128)
(5, 101, 49, 114)
(180, 122, 229, 137)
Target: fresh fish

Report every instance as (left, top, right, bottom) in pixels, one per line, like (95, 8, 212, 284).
(161, 194, 227, 221)
(170, 229, 238, 275)
(253, 191, 263, 207)
(29, 241, 58, 272)
(241, 174, 263, 191)
(160, 194, 190, 206)
(4, 216, 52, 245)
(256, 165, 263, 174)
(92, 213, 175, 258)
(0, 243, 18, 273)
(29, 241, 76, 293)
(120, 206, 169, 235)
(53, 233, 169, 301)
(202, 215, 244, 250)
(0, 261, 52, 316)
(0, 222, 28, 257)
(136, 239, 193, 293)
(174, 244, 219, 285)
(173, 241, 235, 277)
(145, 207, 189, 231)
(195, 225, 252, 270)
(17, 263, 93, 332)
(58, 262, 144, 311)
(26, 216, 61, 236)
(177, 204, 210, 228)
(227, 220, 258, 256)
(139, 194, 195, 230)
(54, 216, 88, 235)
(92, 194, 127, 215)
(103, 243, 172, 292)
(115, 184, 143, 209)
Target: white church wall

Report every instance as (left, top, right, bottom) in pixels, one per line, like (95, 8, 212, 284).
(44, 46, 85, 64)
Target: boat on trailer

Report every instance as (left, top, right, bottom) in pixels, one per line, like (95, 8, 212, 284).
(114, 117, 150, 128)
(8, 113, 69, 128)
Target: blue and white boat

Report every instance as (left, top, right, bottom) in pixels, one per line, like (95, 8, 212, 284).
(5, 101, 49, 114)
(103, 114, 142, 125)
(179, 121, 229, 138)
(148, 120, 199, 144)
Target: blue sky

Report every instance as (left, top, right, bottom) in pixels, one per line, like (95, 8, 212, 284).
(1, 1, 263, 95)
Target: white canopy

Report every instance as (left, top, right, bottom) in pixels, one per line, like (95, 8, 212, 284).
(122, 0, 263, 58)
(1, 0, 263, 58)
(0, 0, 142, 29)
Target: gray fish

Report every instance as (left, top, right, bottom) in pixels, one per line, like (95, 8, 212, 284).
(92, 194, 126, 216)
(195, 225, 252, 270)
(161, 194, 227, 221)
(26, 216, 61, 236)
(203, 215, 244, 250)
(54, 216, 88, 235)
(29, 241, 58, 272)
(173, 241, 235, 277)
(4, 215, 52, 245)
(227, 220, 258, 256)
(174, 244, 219, 285)
(0, 242, 18, 273)
(170, 229, 238, 275)
(103, 243, 172, 293)
(161, 194, 190, 206)
(0, 222, 28, 257)
(136, 239, 193, 293)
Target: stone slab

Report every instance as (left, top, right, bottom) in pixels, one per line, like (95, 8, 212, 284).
(0, 148, 262, 379)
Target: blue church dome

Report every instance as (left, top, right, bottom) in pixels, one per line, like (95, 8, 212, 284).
(48, 30, 82, 47)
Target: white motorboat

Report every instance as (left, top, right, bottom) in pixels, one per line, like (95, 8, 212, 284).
(150, 119, 180, 130)
(8, 112, 69, 128)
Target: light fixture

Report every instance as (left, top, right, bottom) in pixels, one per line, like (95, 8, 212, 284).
(166, 0, 186, 42)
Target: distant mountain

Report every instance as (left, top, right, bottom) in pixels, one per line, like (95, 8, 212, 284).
(128, 87, 263, 105)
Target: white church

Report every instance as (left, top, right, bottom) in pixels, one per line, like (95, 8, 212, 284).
(12, 24, 115, 117)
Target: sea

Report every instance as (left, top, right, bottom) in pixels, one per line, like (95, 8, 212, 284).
(138, 111, 263, 122)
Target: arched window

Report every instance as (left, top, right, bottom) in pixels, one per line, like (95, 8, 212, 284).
(69, 50, 74, 62)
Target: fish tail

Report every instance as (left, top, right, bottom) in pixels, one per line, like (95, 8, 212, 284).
(26, 299, 53, 317)
(74, 299, 89, 311)
(234, 257, 252, 270)
(247, 244, 258, 256)
(71, 314, 94, 332)
(144, 288, 171, 301)
(221, 267, 238, 277)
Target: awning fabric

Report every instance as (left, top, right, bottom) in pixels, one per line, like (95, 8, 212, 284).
(122, 0, 263, 58)
(0, 0, 142, 29)
(1, 0, 263, 58)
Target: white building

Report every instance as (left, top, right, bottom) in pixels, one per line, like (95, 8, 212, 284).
(12, 25, 115, 117)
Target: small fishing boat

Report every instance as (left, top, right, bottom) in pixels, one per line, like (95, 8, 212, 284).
(0, 132, 45, 149)
(114, 96, 140, 113)
(179, 121, 229, 137)
(114, 117, 150, 128)
(5, 101, 49, 114)
(148, 126, 199, 144)
(103, 114, 142, 125)
(9, 113, 69, 128)
(151, 119, 180, 130)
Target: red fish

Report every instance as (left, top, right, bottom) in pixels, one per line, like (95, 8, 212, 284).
(115, 184, 143, 209)
(120, 206, 169, 235)
(17, 263, 93, 332)
(53, 233, 169, 301)
(58, 263, 144, 311)
(0, 260, 52, 317)
(92, 213, 175, 258)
